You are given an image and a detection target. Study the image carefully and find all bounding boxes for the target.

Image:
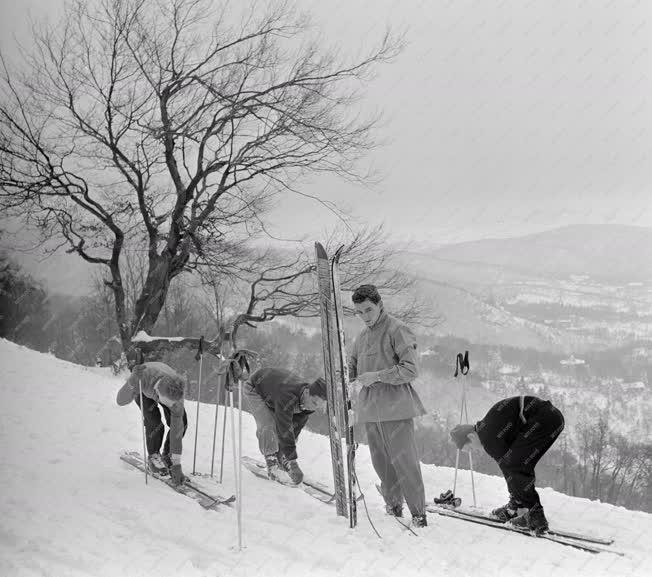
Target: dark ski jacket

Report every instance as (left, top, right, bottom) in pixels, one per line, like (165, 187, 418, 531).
(474, 396, 550, 461)
(248, 367, 313, 461)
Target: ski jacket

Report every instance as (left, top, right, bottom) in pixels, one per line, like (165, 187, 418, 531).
(247, 367, 313, 461)
(116, 362, 186, 462)
(349, 310, 426, 423)
(475, 396, 553, 461)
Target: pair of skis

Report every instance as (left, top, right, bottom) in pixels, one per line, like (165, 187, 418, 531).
(315, 243, 357, 527)
(120, 451, 235, 510)
(426, 503, 620, 555)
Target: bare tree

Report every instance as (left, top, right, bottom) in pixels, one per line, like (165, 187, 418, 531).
(225, 225, 440, 344)
(0, 0, 401, 356)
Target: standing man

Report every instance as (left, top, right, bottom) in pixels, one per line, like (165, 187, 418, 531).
(243, 367, 328, 485)
(449, 395, 565, 534)
(349, 284, 428, 527)
(116, 362, 188, 486)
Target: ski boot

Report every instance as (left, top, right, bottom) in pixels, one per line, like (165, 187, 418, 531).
(492, 496, 525, 523)
(385, 503, 404, 518)
(433, 489, 462, 508)
(412, 513, 428, 528)
(265, 454, 284, 481)
(160, 452, 173, 469)
(510, 503, 549, 535)
(285, 459, 304, 485)
(147, 452, 169, 475)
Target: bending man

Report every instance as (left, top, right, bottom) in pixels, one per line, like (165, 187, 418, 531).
(243, 367, 327, 485)
(450, 395, 565, 534)
(116, 362, 188, 485)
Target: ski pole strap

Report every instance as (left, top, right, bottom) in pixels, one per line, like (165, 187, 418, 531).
(454, 350, 470, 377)
(194, 336, 204, 362)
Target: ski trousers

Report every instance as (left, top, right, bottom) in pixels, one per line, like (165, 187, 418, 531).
(497, 400, 565, 508)
(242, 381, 309, 461)
(366, 418, 426, 516)
(134, 395, 188, 457)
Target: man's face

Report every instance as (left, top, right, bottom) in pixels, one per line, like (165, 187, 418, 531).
(354, 299, 382, 328)
(303, 394, 327, 412)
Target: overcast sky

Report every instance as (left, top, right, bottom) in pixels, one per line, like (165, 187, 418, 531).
(1, 0, 651, 290)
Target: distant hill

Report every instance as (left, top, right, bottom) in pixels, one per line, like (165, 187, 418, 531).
(428, 224, 652, 282)
(391, 225, 652, 352)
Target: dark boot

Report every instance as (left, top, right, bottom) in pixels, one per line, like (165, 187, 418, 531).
(412, 513, 428, 528)
(385, 503, 404, 517)
(511, 503, 549, 535)
(277, 451, 289, 471)
(285, 459, 304, 485)
(161, 453, 173, 469)
(265, 454, 283, 481)
(147, 453, 168, 475)
(492, 496, 524, 523)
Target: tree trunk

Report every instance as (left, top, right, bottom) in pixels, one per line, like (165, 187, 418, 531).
(131, 256, 172, 333)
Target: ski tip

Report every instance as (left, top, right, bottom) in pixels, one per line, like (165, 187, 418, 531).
(315, 242, 327, 258)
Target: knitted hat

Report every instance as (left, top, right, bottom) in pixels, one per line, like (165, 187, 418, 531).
(157, 375, 185, 401)
(450, 424, 475, 450)
(308, 377, 328, 400)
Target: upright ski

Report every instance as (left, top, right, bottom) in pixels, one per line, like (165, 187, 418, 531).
(315, 242, 347, 517)
(331, 245, 357, 528)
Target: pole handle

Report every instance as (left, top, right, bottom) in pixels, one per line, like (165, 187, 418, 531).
(454, 350, 470, 377)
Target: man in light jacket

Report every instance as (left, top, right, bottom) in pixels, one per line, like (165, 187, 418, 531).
(349, 284, 427, 527)
(116, 362, 188, 485)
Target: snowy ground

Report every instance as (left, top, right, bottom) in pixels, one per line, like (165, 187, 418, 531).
(1, 338, 650, 577)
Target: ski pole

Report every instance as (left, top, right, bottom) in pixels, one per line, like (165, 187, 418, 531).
(192, 336, 205, 475)
(452, 351, 470, 499)
(462, 392, 477, 507)
(210, 372, 224, 478)
(237, 378, 243, 550)
(138, 377, 148, 485)
(453, 449, 460, 497)
(228, 386, 241, 548)
(468, 451, 477, 507)
(219, 382, 228, 483)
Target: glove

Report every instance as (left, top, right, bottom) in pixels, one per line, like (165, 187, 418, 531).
(286, 459, 304, 485)
(170, 464, 186, 486)
(449, 424, 475, 450)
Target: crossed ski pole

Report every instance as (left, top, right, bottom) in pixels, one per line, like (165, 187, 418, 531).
(452, 350, 477, 508)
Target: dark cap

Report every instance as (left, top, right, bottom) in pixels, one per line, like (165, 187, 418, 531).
(308, 377, 328, 400)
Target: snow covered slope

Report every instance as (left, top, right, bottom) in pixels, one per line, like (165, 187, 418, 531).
(1, 339, 650, 577)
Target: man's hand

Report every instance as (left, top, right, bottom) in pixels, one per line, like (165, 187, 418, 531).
(170, 464, 186, 486)
(352, 372, 379, 387)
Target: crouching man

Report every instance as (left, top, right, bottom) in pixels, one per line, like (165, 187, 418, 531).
(116, 362, 188, 485)
(243, 367, 327, 485)
(450, 395, 565, 534)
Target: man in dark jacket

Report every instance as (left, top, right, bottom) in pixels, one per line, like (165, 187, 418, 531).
(349, 284, 428, 528)
(116, 362, 189, 485)
(450, 395, 565, 534)
(243, 367, 327, 484)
